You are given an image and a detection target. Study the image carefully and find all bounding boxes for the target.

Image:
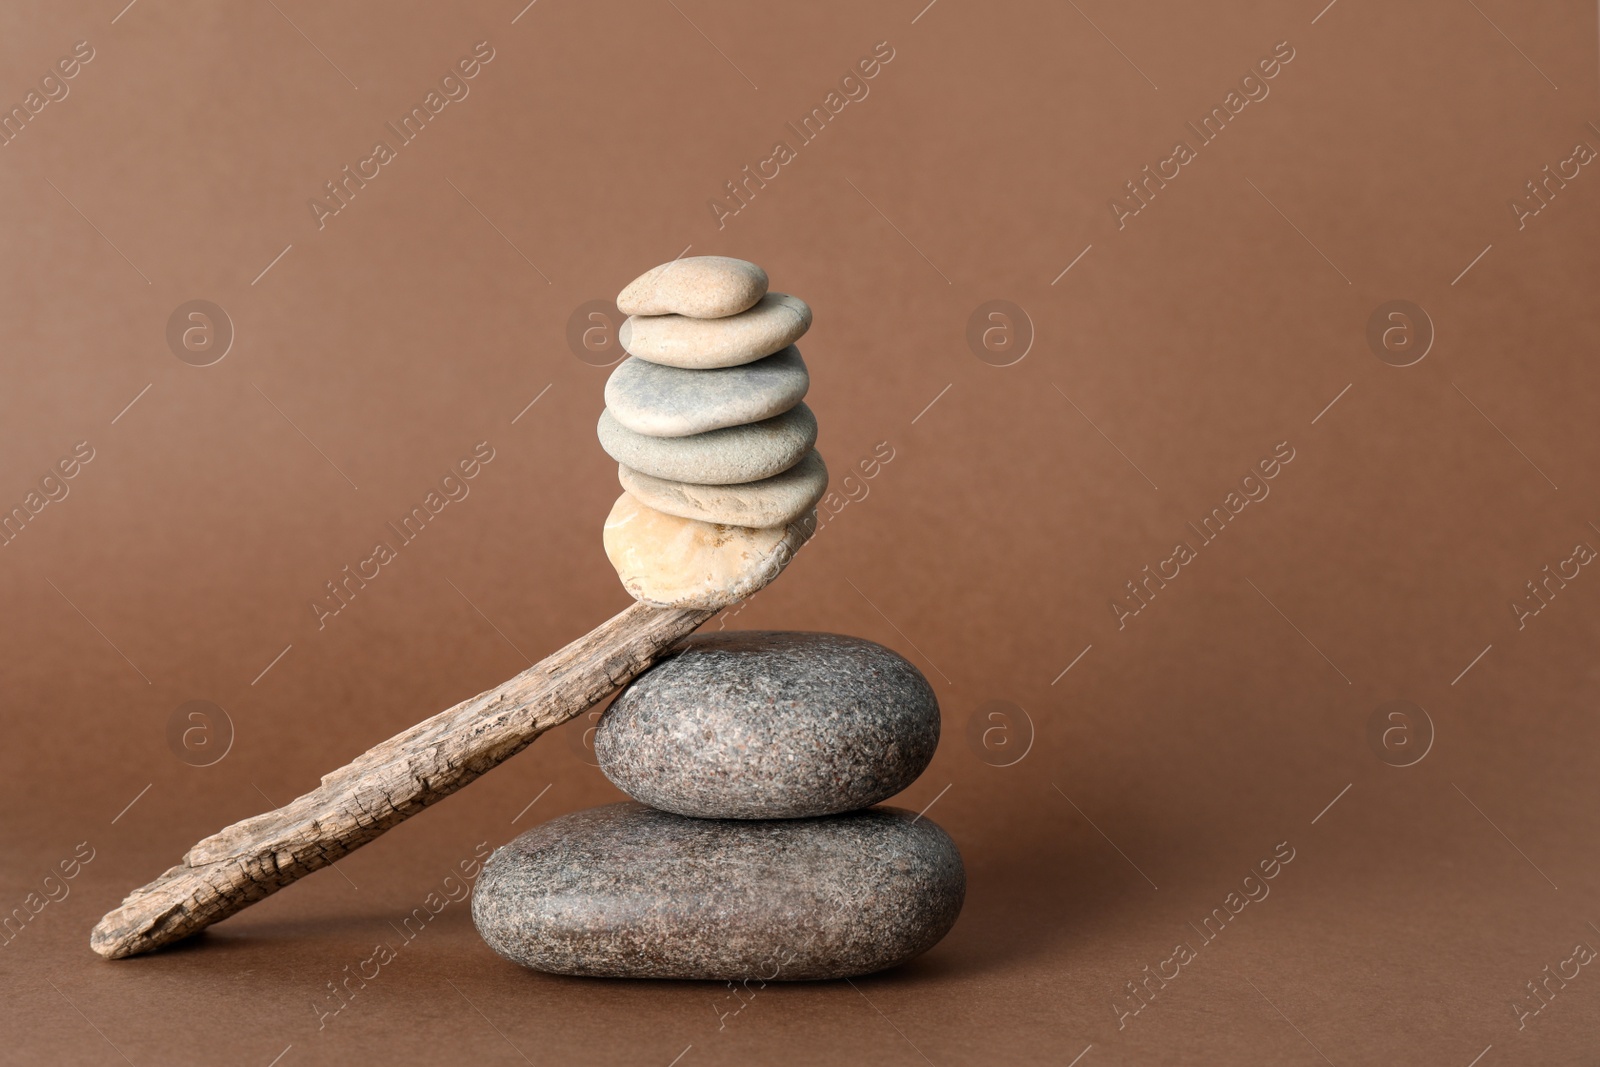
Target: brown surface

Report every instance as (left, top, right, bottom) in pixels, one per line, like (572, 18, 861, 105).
(2, 1, 1598, 1064)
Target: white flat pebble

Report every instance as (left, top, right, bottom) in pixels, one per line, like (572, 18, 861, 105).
(620, 293, 811, 369)
(616, 256, 767, 319)
(604, 346, 809, 438)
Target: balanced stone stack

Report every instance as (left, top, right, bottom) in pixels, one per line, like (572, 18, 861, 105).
(596, 256, 824, 609)
(470, 257, 964, 980)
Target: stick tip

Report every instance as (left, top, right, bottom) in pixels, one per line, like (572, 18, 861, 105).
(88, 921, 132, 959)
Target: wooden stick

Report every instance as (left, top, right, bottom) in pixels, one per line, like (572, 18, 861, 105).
(91, 601, 714, 960)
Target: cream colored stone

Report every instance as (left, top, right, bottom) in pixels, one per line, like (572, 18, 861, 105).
(618, 450, 828, 528)
(619, 293, 811, 369)
(616, 256, 767, 319)
(602, 492, 814, 609)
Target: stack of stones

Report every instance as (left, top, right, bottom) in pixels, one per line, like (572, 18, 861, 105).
(470, 258, 965, 981)
(596, 256, 825, 609)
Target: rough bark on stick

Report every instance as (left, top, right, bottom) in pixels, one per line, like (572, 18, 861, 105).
(91, 601, 714, 960)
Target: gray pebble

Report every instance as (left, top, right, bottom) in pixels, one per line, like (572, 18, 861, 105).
(597, 403, 816, 485)
(617, 449, 828, 528)
(604, 346, 809, 438)
(471, 802, 965, 980)
(596, 631, 939, 818)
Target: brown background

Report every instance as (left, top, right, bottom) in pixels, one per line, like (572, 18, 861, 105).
(3, 1, 1599, 1063)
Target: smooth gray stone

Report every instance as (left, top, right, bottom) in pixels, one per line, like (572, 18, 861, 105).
(471, 803, 965, 980)
(597, 403, 816, 485)
(617, 449, 828, 528)
(596, 631, 939, 819)
(604, 346, 809, 438)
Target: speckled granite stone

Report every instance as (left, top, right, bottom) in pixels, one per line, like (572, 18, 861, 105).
(595, 632, 939, 818)
(597, 403, 816, 485)
(471, 803, 964, 980)
(604, 346, 809, 438)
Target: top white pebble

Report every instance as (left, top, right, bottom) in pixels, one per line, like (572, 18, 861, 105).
(616, 256, 768, 319)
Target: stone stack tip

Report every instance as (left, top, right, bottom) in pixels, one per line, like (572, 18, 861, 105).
(616, 255, 768, 318)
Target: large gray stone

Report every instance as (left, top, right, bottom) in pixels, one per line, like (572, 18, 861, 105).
(620, 293, 812, 369)
(597, 403, 816, 485)
(616, 256, 766, 318)
(604, 346, 809, 438)
(596, 631, 939, 819)
(471, 803, 965, 980)
(617, 449, 828, 528)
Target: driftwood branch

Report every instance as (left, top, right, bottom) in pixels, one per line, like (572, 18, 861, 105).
(92, 601, 713, 960)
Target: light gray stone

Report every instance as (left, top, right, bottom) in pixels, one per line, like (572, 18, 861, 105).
(471, 802, 965, 980)
(620, 293, 812, 369)
(616, 256, 766, 319)
(596, 631, 940, 819)
(617, 449, 828, 528)
(597, 403, 816, 485)
(604, 346, 809, 438)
